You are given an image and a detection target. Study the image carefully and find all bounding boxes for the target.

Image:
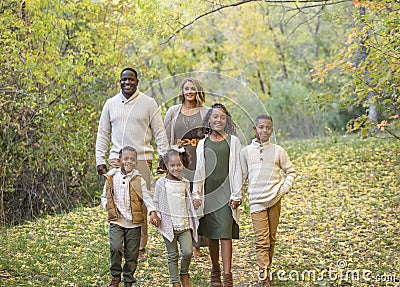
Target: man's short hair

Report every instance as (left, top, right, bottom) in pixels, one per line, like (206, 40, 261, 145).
(120, 68, 138, 79)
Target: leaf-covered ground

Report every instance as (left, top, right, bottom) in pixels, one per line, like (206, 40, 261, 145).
(1, 136, 399, 287)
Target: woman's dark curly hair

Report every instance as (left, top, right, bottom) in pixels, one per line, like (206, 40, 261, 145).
(202, 103, 237, 135)
(159, 147, 191, 172)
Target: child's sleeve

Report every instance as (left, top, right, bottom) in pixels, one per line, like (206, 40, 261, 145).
(153, 179, 160, 209)
(192, 141, 205, 200)
(230, 138, 243, 201)
(140, 177, 157, 213)
(279, 148, 296, 194)
(240, 147, 249, 182)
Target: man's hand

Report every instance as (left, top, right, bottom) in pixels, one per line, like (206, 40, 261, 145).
(150, 211, 161, 227)
(97, 164, 107, 175)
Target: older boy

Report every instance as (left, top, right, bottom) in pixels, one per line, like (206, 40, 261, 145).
(240, 115, 296, 287)
(101, 146, 160, 287)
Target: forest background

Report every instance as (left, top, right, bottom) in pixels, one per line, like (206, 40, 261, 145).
(0, 0, 398, 225)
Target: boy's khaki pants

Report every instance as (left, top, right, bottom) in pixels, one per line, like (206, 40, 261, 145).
(251, 200, 281, 273)
(108, 158, 152, 252)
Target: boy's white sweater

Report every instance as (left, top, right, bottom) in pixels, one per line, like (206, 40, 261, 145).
(240, 139, 296, 214)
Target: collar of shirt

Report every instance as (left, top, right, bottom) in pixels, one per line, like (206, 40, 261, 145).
(251, 138, 271, 149)
(119, 89, 140, 104)
(107, 167, 140, 180)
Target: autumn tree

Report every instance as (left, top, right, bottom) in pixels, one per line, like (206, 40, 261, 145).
(312, 1, 400, 139)
(152, 0, 354, 138)
(0, 0, 175, 224)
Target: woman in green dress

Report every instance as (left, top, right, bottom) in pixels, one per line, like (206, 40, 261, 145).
(192, 103, 243, 287)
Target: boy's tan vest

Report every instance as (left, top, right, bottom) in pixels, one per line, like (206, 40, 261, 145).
(104, 174, 144, 224)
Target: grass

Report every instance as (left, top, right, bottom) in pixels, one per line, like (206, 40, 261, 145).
(1, 136, 399, 287)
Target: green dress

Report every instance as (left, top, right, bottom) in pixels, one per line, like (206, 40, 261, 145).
(197, 135, 239, 239)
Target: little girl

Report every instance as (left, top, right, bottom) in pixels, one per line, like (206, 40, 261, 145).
(153, 147, 199, 287)
(192, 103, 242, 287)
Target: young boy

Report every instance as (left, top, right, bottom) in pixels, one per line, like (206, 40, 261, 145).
(101, 146, 160, 287)
(240, 115, 296, 287)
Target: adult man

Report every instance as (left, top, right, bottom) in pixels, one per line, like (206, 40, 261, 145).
(96, 67, 169, 261)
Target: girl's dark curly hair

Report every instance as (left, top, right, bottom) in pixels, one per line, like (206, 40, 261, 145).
(159, 147, 191, 172)
(202, 103, 237, 135)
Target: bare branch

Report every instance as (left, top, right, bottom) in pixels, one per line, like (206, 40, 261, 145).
(285, 0, 351, 11)
(384, 128, 400, 140)
(161, 0, 353, 43)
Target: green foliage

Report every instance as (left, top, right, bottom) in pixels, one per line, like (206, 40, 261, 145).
(266, 79, 326, 138)
(0, 0, 112, 224)
(0, 0, 177, 224)
(2, 0, 396, 224)
(148, 1, 356, 138)
(311, 1, 400, 139)
(1, 137, 398, 286)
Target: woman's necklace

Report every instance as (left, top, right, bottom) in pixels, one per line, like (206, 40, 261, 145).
(182, 113, 198, 130)
(181, 102, 199, 115)
(181, 104, 200, 130)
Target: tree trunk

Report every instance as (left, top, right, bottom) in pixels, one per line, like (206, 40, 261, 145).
(267, 22, 288, 80)
(358, 6, 378, 122)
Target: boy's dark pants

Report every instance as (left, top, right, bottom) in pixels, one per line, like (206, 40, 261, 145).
(109, 223, 141, 283)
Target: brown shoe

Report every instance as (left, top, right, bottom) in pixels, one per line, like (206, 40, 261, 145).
(138, 249, 147, 262)
(210, 265, 222, 287)
(107, 276, 121, 287)
(222, 272, 233, 287)
(179, 274, 192, 287)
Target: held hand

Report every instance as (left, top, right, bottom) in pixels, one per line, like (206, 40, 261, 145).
(229, 199, 242, 210)
(192, 198, 202, 210)
(97, 164, 107, 175)
(150, 211, 161, 227)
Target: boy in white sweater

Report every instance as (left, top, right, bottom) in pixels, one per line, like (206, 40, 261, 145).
(240, 115, 296, 287)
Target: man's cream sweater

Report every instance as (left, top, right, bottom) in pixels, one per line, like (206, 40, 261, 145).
(96, 90, 169, 165)
(240, 139, 296, 214)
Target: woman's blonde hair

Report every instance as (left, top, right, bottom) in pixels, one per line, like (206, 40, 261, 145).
(179, 77, 206, 105)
